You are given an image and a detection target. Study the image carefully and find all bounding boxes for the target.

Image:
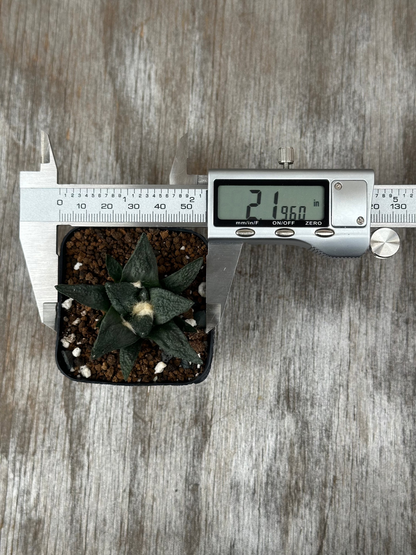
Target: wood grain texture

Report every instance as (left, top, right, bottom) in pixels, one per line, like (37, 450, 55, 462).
(1, 0, 416, 553)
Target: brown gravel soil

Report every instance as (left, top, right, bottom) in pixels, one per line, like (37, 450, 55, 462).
(56, 227, 213, 385)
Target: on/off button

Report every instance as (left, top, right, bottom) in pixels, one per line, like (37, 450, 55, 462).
(275, 228, 295, 237)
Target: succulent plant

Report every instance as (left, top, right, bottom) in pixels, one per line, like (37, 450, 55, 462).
(56, 233, 204, 380)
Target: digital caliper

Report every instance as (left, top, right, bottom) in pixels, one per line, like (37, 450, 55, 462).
(20, 132, 410, 332)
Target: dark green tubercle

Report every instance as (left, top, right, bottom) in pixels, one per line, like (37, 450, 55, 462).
(106, 254, 123, 283)
(162, 257, 203, 293)
(55, 284, 111, 312)
(91, 307, 137, 360)
(56, 232, 205, 381)
(148, 321, 202, 365)
(104, 282, 140, 316)
(150, 288, 194, 325)
(121, 233, 159, 287)
(120, 340, 143, 381)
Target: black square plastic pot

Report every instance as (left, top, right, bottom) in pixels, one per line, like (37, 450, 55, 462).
(55, 227, 214, 386)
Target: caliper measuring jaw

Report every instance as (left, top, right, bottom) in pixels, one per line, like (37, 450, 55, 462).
(19, 132, 208, 331)
(20, 133, 60, 330)
(19, 133, 408, 334)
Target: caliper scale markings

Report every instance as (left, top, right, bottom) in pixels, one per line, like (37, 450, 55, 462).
(20, 186, 207, 224)
(371, 186, 416, 227)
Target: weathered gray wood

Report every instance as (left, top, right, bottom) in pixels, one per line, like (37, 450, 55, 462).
(1, 0, 416, 553)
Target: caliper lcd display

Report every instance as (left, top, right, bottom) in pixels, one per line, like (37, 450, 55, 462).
(214, 179, 329, 227)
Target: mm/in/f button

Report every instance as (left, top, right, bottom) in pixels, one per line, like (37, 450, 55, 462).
(235, 228, 255, 237)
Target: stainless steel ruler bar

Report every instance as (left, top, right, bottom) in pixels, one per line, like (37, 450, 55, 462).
(20, 183, 416, 227)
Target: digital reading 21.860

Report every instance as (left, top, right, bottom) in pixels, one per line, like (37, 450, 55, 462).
(214, 180, 328, 226)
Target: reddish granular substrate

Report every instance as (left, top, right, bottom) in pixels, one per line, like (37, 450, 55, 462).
(58, 227, 210, 384)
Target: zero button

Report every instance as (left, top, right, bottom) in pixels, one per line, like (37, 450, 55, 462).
(315, 228, 335, 237)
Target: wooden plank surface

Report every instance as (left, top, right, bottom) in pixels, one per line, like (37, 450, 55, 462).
(1, 0, 416, 553)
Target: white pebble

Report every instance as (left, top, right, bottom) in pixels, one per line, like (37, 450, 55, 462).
(180, 246, 185, 251)
(153, 377, 158, 382)
(185, 255, 190, 259)
(72, 347, 81, 357)
(71, 318, 80, 326)
(185, 318, 197, 327)
(62, 298, 73, 310)
(81, 310, 87, 316)
(60, 333, 75, 348)
(80, 365, 91, 378)
(198, 282, 206, 297)
(74, 262, 83, 270)
(154, 361, 167, 374)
